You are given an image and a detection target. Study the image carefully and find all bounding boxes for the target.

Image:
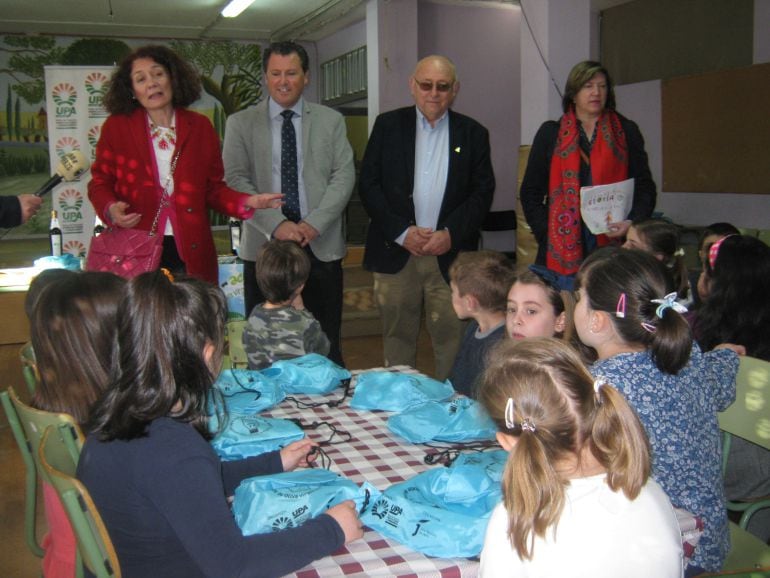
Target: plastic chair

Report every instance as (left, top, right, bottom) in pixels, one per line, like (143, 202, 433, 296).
(225, 319, 249, 369)
(718, 356, 770, 571)
(39, 426, 121, 578)
(19, 342, 39, 397)
(0, 386, 83, 559)
(478, 209, 517, 261)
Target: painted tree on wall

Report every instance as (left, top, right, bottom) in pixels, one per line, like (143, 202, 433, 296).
(170, 40, 263, 117)
(0, 36, 65, 105)
(0, 36, 131, 107)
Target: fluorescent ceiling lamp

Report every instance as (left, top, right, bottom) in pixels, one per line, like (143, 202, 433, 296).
(221, 0, 256, 18)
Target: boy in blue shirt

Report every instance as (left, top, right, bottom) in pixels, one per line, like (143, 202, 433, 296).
(448, 250, 516, 398)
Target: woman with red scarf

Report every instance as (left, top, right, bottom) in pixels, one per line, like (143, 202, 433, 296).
(520, 61, 656, 277)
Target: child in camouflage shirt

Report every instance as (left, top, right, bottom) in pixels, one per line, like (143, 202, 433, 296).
(243, 240, 330, 369)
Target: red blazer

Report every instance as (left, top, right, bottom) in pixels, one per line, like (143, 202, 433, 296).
(89, 108, 254, 283)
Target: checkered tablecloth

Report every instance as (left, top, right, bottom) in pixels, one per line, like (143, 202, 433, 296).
(260, 366, 703, 576)
(261, 366, 480, 578)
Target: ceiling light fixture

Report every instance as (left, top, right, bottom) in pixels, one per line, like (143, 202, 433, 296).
(221, 0, 256, 18)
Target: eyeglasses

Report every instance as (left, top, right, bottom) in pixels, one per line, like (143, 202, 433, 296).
(413, 78, 454, 93)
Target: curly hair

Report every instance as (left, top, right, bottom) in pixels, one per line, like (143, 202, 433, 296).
(103, 45, 201, 115)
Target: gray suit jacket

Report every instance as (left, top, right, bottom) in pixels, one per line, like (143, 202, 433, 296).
(223, 99, 355, 262)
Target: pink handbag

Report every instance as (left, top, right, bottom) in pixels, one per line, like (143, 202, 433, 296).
(85, 226, 163, 279)
(86, 151, 179, 279)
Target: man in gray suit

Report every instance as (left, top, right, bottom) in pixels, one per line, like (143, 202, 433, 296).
(223, 41, 355, 365)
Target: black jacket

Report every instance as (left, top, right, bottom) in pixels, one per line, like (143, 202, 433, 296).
(520, 113, 656, 264)
(359, 106, 495, 280)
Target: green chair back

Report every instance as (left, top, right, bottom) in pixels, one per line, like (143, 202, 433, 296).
(6, 386, 83, 485)
(225, 319, 249, 369)
(1, 386, 84, 560)
(39, 426, 121, 578)
(1, 388, 44, 557)
(20, 342, 39, 397)
(718, 355, 770, 572)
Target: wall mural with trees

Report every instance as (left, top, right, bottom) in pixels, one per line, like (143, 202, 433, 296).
(0, 34, 263, 239)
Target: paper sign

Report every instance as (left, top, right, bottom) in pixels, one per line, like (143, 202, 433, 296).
(580, 178, 634, 235)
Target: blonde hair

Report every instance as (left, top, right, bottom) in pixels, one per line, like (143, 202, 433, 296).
(479, 338, 650, 560)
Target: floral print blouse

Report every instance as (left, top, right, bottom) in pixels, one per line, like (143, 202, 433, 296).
(592, 344, 738, 572)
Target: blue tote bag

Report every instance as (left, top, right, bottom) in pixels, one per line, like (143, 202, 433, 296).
(360, 460, 504, 558)
(350, 371, 454, 412)
(232, 469, 368, 535)
(210, 415, 304, 461)
(387, 397, 498, 443)
(261, 353, 352, 395)
(210, 369, 286, 417)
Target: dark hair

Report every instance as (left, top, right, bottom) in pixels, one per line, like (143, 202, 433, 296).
(255, 240, 310, 304)
(576, 247, 692, 374)
(104, 45, 202, 115)
(562, 60, 616, 113)
(262, 41, 309, 73)
(697, 235, 770, 360)
(629, 220, 689, 299)
(24, 268, 75, 320)
(449, 250, 515, 312)
(698, 222, 740, 253)
(697, 222, 741, 267)
(88, 271, 227, 440)
(479, 338, 650, 560)
(30, 271, 125, 425)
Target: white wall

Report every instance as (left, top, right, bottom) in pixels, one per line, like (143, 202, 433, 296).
(418, 1, 521, 211)
(755, 0, 770, 64)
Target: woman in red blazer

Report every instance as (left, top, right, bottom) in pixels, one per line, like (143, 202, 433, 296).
(89, 45, 281, 283)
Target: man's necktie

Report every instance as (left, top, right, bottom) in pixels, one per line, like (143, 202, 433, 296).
(280, 109, 300, 222)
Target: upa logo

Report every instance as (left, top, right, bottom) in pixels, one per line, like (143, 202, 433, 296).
(84, 72, 109, 106)
(58, 188, 84, 224)
(64, 240, 87, 258)
(87, 125, 101, 159)
(52, 83, 77, 118)
(55, 136, 82, 159)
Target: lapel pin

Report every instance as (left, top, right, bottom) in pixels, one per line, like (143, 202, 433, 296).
(454, 146, 461, 153)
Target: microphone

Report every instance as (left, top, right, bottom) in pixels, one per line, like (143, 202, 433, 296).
(35, 150, 90, 197)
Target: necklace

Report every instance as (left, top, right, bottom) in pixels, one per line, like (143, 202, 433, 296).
(150, 121, 176, 151)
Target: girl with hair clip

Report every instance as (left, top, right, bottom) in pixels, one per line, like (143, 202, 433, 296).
(574, 247, 743, 576)
(77, 270, 362, 578)
(623, 219, 691, 305)
(694, 234, 770, 543)
(29, 270, 126, 578)
(478, 338, 682, 578)
(505, 269, 573, 342)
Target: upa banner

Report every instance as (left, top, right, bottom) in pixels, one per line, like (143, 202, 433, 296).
(44, 66, 112, 258)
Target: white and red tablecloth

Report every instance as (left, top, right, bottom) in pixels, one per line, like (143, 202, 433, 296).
(261, 366, 702, 577)
(262, 366, 479, 577)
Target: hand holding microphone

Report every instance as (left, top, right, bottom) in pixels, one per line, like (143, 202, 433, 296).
(35, 150, 90, 197)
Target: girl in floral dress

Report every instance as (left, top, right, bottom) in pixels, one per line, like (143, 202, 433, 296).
(573, 247, 742, 576)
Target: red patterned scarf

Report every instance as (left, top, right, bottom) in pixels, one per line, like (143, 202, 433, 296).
(546, 107, 628, 275)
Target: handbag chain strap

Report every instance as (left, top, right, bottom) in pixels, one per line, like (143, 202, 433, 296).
(148, 150, 180, 237)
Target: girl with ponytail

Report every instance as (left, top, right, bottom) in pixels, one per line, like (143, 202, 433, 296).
(574, 247, 741, 576)
(478, 338, 682, 577)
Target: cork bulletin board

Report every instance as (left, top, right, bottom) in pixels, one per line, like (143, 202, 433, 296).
(661, 62, 770, 194)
